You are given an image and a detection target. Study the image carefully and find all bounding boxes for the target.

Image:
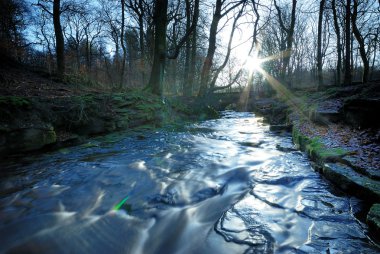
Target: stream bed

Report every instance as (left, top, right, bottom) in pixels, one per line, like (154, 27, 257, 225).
(0, 111, 379, 253)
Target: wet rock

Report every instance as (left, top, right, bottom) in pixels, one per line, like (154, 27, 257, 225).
(269, 124, 293, 132)
(72, 116, 118, 136)
(367, 204, 380, 240)
(341, 155, 380, 180)
(215, 208, 274, 252)
(191, 186, 221, 203)
(275, 143, 297, 152)
(238, 141, 264, 148)
(0, 127, 56, 155)
(323, 163, 380, 202)
(150, 190, 179, 206)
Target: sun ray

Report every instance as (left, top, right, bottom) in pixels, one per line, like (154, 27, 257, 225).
(252, 65, 310, 120)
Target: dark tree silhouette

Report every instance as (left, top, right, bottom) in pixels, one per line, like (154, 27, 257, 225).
(343, 0, 351, 85)
(317, 0, 325, 89)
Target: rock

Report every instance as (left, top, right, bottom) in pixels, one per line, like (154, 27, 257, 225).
(367, 204, 380, 241)
(238, 141, 264, 148)
(323, 163, 380, 202)
(341, 155, 380, 180)
(343, 98, 380, 128)
(0, 128, 56, 155)
(270, 124, 293, 132)
(276, 143, 297, 152)
(75, 118, 116, 135)
(309, 100, 343, 125)
(309, 109, 341, 125)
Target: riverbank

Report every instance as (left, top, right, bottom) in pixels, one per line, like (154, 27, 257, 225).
(0, 65, 217, 158)
(253, 82, 380, 240)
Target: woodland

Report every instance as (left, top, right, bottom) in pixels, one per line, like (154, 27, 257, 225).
(1, 1, 380, 253)
(1, 0, 380, 95)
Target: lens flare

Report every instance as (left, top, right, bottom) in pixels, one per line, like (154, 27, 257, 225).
(244, 55, 263, 74)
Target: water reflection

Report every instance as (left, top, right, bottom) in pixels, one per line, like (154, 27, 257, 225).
(0, 111, 378, 253)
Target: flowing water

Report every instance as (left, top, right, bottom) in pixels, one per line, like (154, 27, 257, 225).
(0, 111, 379, 253)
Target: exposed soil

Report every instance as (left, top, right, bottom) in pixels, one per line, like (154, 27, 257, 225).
(0, 64, 110, 98)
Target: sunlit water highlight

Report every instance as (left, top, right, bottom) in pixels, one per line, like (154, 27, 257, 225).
(0, 111, 378, 253)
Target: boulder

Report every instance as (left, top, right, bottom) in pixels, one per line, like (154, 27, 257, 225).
(0, 127, 56, 155)
(270, 124, 293, 132)
(366, 204, 380, 241)
(309, 109, 341, 125)
(309, 100, 343, 125)
(343, 98, 380, 128)
(323, 163, 380, 202)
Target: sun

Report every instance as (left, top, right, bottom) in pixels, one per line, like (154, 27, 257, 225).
(244, 55, 263, 73)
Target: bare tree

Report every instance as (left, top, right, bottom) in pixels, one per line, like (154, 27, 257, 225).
(273, 0, 297, 83)
(352, 0, 370, 83)
(343, 0, 351, 85)
(198, 0, 247, 97)
(120, 0, 127, 87)
(183, 0, 197, 96)
(35, 0, 80, 78)
(332, 0, 342, 85)
(317, 0, 325, 89)
(126, 0, 150, 85)
(0, 0, 29, 60)
(148, 0, 168, 95)
(148, 0, 199, 96)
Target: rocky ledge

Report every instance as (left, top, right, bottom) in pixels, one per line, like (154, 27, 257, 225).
(0, 92, 207, 158)
(253, 82, 380, 240)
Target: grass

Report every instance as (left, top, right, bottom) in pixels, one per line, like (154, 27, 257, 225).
(293, 126, 348, 163)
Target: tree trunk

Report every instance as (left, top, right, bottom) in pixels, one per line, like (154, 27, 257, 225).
(138, 2, 145, 85)
(317, 0, 325, 89)
(332, 0, 341, 85)
(352, 0, 369, 83)
(183, 0, 192, 96)
(198, 0, 222, 97)
(370, 33, 378, 80)
(53, 0, 65, 79)
(189, 20, 197, 96)
(285, 0, 297, 78)
(120, 0, 127, 87)
(273, 0, 297, 84)
(343, 0, 351, 85)
(85, 37, 91, 72)
(188, 0, 200, 96)
(148, 0, 168, 96)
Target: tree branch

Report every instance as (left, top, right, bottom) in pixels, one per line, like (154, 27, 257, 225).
(167, 0, 199, 59)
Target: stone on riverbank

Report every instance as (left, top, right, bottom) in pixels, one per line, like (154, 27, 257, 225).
(323, 163, 380, 202)
(0, 127, 56, 154)
(367, 204, 380, 240)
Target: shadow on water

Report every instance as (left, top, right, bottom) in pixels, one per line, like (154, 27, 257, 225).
(0, 111, 379, 253)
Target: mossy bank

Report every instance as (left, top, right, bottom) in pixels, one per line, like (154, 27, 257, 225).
(253, 82, 380, 241)
(0, 91, 218, 158)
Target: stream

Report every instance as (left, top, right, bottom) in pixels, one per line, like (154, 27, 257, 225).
(0, 111, 379, 253)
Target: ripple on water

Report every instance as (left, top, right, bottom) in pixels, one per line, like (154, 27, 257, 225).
(0, 111, 379, 253)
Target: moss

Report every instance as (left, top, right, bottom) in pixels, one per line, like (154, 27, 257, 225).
(293, 125, 347, 163)
(0, 96, 30, 107)
(166, 97, 192, 115)
(306, 137, 347, 162)
(43, 130, 57, 144)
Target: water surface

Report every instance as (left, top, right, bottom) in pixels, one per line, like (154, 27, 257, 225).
(0, 111, 378, 253)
